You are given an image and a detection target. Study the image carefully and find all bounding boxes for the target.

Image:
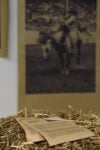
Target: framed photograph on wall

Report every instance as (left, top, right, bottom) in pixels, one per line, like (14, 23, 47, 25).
(0, 0, 8, 57)
(18, 0, 100, 113)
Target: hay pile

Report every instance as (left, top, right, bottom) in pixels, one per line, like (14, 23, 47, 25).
(0, 106, 100, 150)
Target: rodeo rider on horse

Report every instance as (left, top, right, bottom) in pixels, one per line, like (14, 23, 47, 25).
(39, 9, 83, 75)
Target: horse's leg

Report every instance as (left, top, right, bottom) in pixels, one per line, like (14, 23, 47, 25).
(58, 51, 65, 73)
(55, 45, 65, 73)
(42, 46, 47, 60)
(42, 46, 50, 61)
(76, 39, 82, 64)
(65, 36, 73, 75)
(64, 51, 72, 75)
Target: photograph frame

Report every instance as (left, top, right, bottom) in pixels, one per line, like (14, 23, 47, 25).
(18, 0, 100, 113)
(0, 0, 8, 57)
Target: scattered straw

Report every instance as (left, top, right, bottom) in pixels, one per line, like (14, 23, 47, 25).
(0, 106, 100, 150)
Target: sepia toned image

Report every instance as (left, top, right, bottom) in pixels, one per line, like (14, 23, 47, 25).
(0, 0, 8, 57)
(18, 0, 100, 113)
(25, 0, 96, 93)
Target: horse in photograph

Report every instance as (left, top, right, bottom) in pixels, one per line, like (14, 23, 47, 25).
(38, 22, 84, 75)
(50, 23, 74, 75)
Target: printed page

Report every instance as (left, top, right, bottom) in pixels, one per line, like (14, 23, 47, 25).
(32, 120, 94, 146)
(16, 117, 45, 142)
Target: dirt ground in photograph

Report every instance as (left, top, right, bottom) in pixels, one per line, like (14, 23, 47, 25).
(26, 43, 95, 93)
